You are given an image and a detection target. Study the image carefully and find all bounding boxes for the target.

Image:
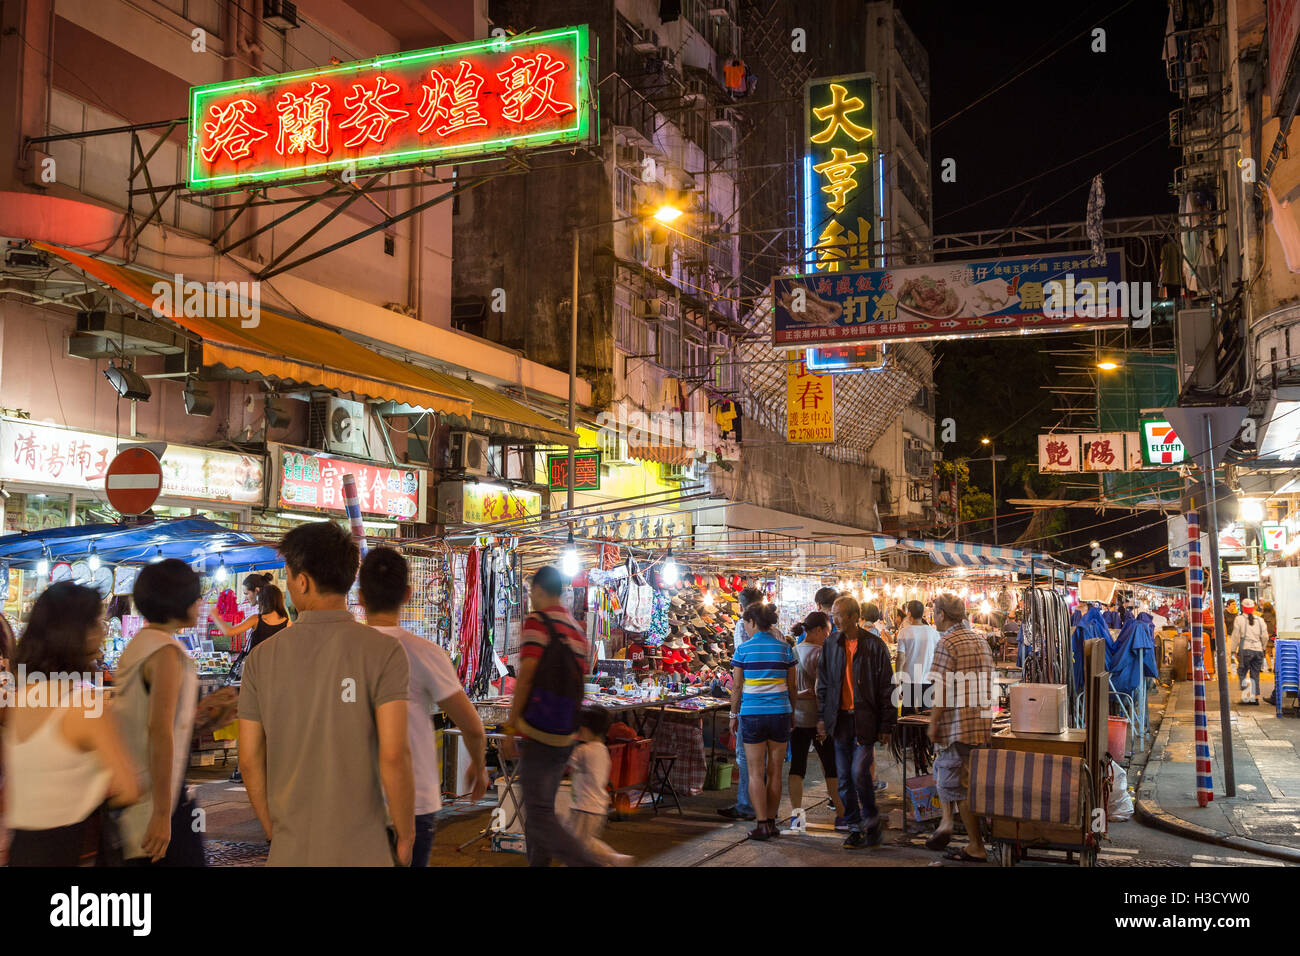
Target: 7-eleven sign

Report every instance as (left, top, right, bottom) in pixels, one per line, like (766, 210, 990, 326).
(1140, 418, 1185, 467)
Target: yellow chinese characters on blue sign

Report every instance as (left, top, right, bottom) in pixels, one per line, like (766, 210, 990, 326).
(804, 73, 877, 273)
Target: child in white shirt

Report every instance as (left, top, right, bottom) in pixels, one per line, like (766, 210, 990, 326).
(564, 707, 634, 866)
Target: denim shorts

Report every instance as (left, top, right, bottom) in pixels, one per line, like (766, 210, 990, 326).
(740, 712, 792, 744)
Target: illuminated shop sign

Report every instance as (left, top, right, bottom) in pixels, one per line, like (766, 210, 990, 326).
(188, 25, 593, 191)
(803, 73, 878, 272)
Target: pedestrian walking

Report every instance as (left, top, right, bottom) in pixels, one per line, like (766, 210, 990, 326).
(115, 559, 205, 866)
(787, 611, 845, 826)
(239, 520, 414, 866)
(1233, 598, 1268, 705)
(359, 547, 488, 866)
(717, 585, 766, 822)
(501, 566, 600, 867)
(816, 596, 896, 849)
(926, 593, 995, 863)
(895, 600, 940, 713)
(2, 583, 140, 866)
(562, 706, 634, 866)
(728, 602, 796, 841)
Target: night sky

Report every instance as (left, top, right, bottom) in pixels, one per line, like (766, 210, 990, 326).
(896, 0, 1180, 574)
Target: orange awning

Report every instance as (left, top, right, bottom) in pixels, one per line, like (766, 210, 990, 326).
(628, 445, 695, 466)
(33, 241, 473, 418)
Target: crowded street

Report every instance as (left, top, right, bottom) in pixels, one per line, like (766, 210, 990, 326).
(0, 0, 1297, 940)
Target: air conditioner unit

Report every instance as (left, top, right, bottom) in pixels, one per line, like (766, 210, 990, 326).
(931, 450, 944, 465)
(263, 0, 299, 30)
(661, 460, 697, 482)
(447, 430, 491, 477)
(632, 30, 659, 54)
(657, 47, 681, 73)
(309, 396, 367, 457)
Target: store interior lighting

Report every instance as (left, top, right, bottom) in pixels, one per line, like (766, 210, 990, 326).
(661, 548, 680, 586)
(183, 377, 215, 417)
(265, 396, 290, 430)
(561, 530, 580, 578)
(103, 363, 152, 402)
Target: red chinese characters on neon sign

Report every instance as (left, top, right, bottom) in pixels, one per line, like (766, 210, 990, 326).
(188, 27, 591, 191)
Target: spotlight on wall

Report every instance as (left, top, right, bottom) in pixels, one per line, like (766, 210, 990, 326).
(183, 377, 215, 417)
(104, 363, 151, 402)
(265, 396, 290, 430)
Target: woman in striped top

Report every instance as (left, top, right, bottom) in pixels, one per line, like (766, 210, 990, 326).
(728, 603, 797, 841)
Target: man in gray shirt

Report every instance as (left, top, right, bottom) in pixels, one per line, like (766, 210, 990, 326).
(239, 520, 414, 866)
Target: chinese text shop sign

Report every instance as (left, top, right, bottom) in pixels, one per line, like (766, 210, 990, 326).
(772, 252, 1126, 347)
(547, 451, 601, 492)
(804, 73, 878, 272)
(0, 419, 265, 505)
(785, 354, 835, 443)
(188, 26, 593, 191)
(463, 483, 540, 524)
(277, 447, 422, 519)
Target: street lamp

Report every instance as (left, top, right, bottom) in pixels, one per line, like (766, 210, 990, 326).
(1097, 359, 1121, 371)
(961, 442, 1007, 546)
(568, 204, 684, 519)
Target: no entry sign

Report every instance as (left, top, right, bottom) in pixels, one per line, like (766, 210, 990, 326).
(105, 448, 163, 515)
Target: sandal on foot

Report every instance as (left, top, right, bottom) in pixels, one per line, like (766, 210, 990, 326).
(942, 846, 988, 863)
(925, 831, 952, 851)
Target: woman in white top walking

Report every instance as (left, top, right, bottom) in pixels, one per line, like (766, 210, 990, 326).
(2, 583, 140, 866)
(115, 559, 203, 866)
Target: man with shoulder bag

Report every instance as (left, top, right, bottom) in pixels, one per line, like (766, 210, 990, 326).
(502, 566, 602, 867)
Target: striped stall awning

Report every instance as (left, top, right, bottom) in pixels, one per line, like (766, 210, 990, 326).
(895, 538, 1030, 567)
(628, 445, 696, 466)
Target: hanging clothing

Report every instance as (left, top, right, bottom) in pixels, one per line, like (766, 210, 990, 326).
(723, 59, 746, 93)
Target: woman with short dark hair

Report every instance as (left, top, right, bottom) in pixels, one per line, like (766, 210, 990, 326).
(2, 583, 140, 866)
(115, 559, 204, 866)
(788, 611, 844, 826)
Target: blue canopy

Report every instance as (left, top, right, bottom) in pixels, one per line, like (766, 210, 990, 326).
(0, 518, 281, 574)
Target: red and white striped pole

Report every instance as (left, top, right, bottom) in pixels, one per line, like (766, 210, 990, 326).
(1187, 509, 1214, 807)
(340, 472, 366, 554)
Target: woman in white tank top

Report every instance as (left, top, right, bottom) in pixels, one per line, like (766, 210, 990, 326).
(2, 583, 140, 866)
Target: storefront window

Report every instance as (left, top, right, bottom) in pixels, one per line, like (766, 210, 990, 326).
(4, 493, 72, 533)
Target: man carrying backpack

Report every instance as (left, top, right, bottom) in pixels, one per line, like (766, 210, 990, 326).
(502, 565, 601, 867)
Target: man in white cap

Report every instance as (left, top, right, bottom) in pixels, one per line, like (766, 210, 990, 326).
(1232, 598, 1268, 705)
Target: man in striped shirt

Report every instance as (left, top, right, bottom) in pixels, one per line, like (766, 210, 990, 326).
(503, 566, 599, 867)
(718, 586, 766, 822)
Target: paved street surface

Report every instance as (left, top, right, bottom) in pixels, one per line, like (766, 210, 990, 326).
(1138, 665, 1300, 859)
(189, 707, 1299, 867)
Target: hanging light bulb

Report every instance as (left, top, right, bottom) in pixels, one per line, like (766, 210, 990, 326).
(662, 548, 680, 587)
(36, 548, 50, 578)
(88, 545, 101, 572)
(979, 599, 992, 615)
(214, 558, 229, 583)
(149, 546, 164, 563)
(561, 530, 580, 578)
(703, 588, 714, 607)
